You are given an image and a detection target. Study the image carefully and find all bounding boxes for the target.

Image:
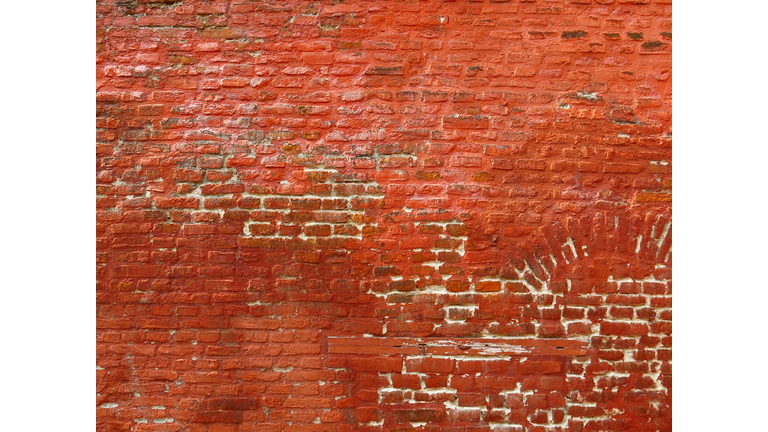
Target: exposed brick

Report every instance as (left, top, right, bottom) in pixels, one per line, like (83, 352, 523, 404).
(394, 408, 444, 423)
(405, 357, 454, 374)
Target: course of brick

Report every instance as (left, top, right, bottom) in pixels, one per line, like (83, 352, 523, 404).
(96, 0, 671, 431)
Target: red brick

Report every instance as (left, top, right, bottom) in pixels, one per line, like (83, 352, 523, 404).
(97, 2, 672, 430)
(349, 357, 403, 373)
(601, 321, 649, 336)
(394, 408, 444, 423)
(405, 357, 454, 374)
(193, 411, 242, 423)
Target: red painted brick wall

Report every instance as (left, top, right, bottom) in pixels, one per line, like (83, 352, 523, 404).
(96, 0, 671, 431)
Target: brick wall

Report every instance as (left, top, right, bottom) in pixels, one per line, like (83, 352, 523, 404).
(96, 0, 671, 430)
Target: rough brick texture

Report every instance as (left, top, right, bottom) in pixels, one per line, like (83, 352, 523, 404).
(96, 0, 671, 431)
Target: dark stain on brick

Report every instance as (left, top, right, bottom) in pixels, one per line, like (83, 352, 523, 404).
(642, 41, 667, 50)
(204, 397, 259, 410)
(562, 31, 588, 39)
(364, 66, 403, 75)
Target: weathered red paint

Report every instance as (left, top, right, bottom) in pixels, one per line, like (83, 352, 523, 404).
(97, 0, 671, 430)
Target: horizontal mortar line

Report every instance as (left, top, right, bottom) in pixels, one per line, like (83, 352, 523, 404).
(327, 336, 588, 356)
